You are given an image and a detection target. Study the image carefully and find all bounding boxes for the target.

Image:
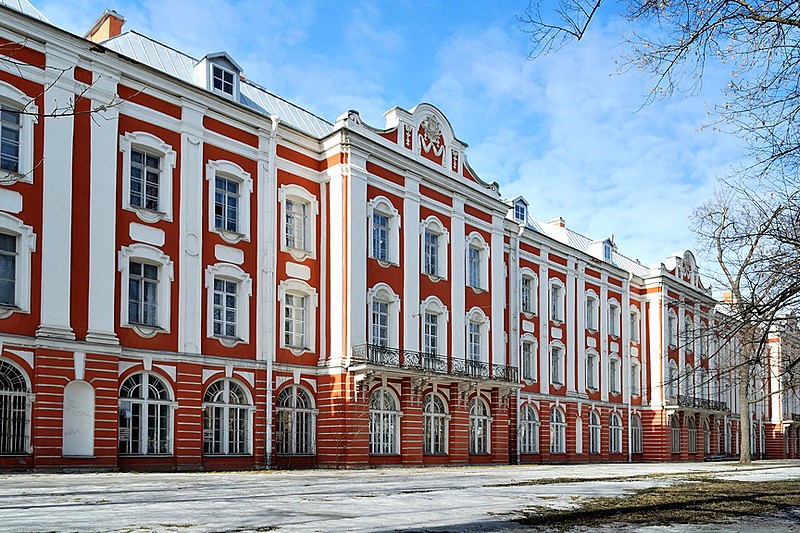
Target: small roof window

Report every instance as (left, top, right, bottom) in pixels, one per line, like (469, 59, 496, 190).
(195, 52, 242, 100)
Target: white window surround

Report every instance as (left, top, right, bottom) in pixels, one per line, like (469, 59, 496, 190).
(608, 299, 621, 338)
(278, 278, 318, 355)
(667, 360, 679, 398)
(520, 268, 538, 316)
(630, 307, 641, 343)
(204, 262, 252, 347)
(118, 243, 174, 338)
(631, 358, 641, 396)
(368, 283, 401, 348)
(368, 196, 401, 266)
(0, 82, 37, 185)
(520, 333, 538, 383)
(119, 131, 176, 223)
(206, 160, 253, 244)
(465, 306, 490, 363)
(585, 290, 599, 331)
(0, 357, 32, 454)
(586, 349, 599, 391)
(667, 310, 678, 347)
(609, 354, 621, 394)
(550, 341, 565, 388)
(549, 278, 565, 323)
(420, 295, 449, 356)
(278, 184, 318, 262)
(465, 232, 490, 291)
(420, 215, 449, 280)
(0, 213, 34, 318)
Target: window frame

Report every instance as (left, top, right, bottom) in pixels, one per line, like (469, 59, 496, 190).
(608, 299, 621, 338)
(279, 184, 318, 262)
(631, 358, 641, 397)
(630, 307, 641, 343)
(609, 412, 623, 454)
(469, 396, 491, 455)
(465, 232, 489, 292)
(118, 371, 175, 456)
(0, 82, 37, 185)
(588, 410, 601, 454)
(0, 213, 35, 318)
(205, 262, 252, 347)
(550, 406, 566, 454)
(0, 358, 32, 454)
(119, 131, 176, 223)
(585, 291, 598, 331)
(465, 307, 490, 369)
(520, 268, 538, 316)
(586, 349, 599, 391)
(369, 387, 401, 455)
(667, 360, 679, 399)
(609, 354, 621, 395)
(420, 296, 448, 360)
(519, 404, 539, 454)
(206, 160, 253, 244)
(549, 278, 565, 323)
(550, 342, 565, 387)
(368, 283, 400, 348)
(202, 378, 254, 456)
(420, 216, 449, 280)
(631, 414, 643, 454)
(118, 244, 174, 338)
(211, 63, 236, 97)
(278, 279, 319, 355)
(276, 384, 317, 456)
(521, 334, 538, 383)
(423, 392, 449, 455)
(368, 196, 400, 266)
(667, 310, 678, 347)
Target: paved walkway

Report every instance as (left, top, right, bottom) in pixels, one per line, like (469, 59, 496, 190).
(2, 461, 800, 532)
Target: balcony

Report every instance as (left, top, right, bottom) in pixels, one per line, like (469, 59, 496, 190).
(666, 394, 728, 412)
(350, 344, 519, 383)
(790, 413, 800, 422)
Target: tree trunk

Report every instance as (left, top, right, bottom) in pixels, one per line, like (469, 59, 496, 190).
(739, 361, 751, 464)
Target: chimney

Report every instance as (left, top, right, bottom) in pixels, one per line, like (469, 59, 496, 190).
(548, 217, 566, 228)
(85, 10, 125, 43)
(721, 290, 736, 304)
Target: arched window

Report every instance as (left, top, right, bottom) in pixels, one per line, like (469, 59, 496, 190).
(0, 360, 30, 454)
(203, 378, 252, 455)
(609, 412, 623, 454)
(370, 388, 400, 455)
(631, 414, 643, 454)
(368, 283, 400, 349)
(420, 296, 449, 366)
(206, 159, 253, 244)
(465, 232, 489, 291)
(423, 393, 448, 455)
(368, 196, 400, 265)
(703, 419, 711, 455)
(549, 279, 565, 322)
(420, 216, 449, 279)
(119, 131, 176, 223)
(519, 404, 539, 454)
(550, 407, 566, 454)
(119, 372, 173, 455)
(276, 385, 316, 455)
(670, 414, 680, 454)
(466, 307, 490, 377)
(588, 410, 601, 454)
(469, 396, 491, 454)
(687, 416, 697, 454)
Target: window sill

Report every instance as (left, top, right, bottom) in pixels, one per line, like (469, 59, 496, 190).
(215, 228, 247, 245)
(373, 257, 398, 268)
(285, 345, 312, 357)
(522, 311, 536, 320)
(285, 246, 315, 262)
(214, 335, 246, 348)
(0, 169, 30, 186)
(126, 323, 167, 339)
(0, 305, 22, 319)
(468, 285, 486, 294)
(424, 273, 446, 283)
(126, 205, 169, 224)
(202, 453, 253, 457)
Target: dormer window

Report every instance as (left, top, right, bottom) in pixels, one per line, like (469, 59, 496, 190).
(603, 241, 613, 262)
(212, 64, 235, 96)
(514, 203, 526, 223)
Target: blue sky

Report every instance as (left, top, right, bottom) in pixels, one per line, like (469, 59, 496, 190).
(38, 0, 742, 274)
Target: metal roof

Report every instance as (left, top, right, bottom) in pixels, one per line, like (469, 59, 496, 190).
(102, 31, 333, 139)
(0, 0, 49, 23)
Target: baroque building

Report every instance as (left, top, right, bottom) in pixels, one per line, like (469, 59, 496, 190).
(0, 1, 794, 470)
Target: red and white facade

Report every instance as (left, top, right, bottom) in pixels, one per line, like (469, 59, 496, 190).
(0, 3, 792, 471)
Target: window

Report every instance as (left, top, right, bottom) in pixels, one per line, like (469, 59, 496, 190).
(684, 319, 694, 353)
(0, 360, 30, 454)
(667, 361, 679, 398)
(468, 321, 481, 361)
(0, 215, 34, 317)
(420, 216, 449, 279)
(687, 416, 697, 454)
(119, 131, 176, 223)
(609, 413, 623, 454)
(469, 396, 491, 454)
(521, 336, 537, 382)
(279, 279, 318, 355)
(0, 83, 37, 183)
(550, 344, 564, 387)
(205, 263, 252, 347)
(588, 411, 601, 454)
(520, 270, 538, 315)
(465, 307, 489, 377)
(550, 407, 566, 453)
(423, 393, 448, 455)
(465, 232, 489, 291)
(369, 388, 400, 455)
(585, 292, 598, 331)
(630, 308, 641, 343)
(631, 414, 643, 454)
(631, 359, 641, 396)
(368, 283, 399, 348)
(279, 185, 318, 261)
(368, 197, 400, 265)
(520, 405, 539, 454)
(550, 280, 564, 322)
(420, 296, 448, 366)
(206, 160, 252, 243)
(212, 64, 235, 96)
(684, 365, 694, 397)
(119, 372, 173, 455)
(668, 311, 678, 347)
(513, 201, 527, 223)
(0, 234, 15, 307)
(698, 369, 708, 400)
(670, 414, 681, 454)
(609, 355, 621, 394)
(703, 419, 711, 454)
(586, 350, 598, 390)
(118, 244, 174, 337)
(725, 421, 732, 454)
(699, 323, 708, 357)
(276, 385, 315, 455)
(608, 300, 620, 337)
(203, 379, 252, 455)
(373, 301, 389, 347)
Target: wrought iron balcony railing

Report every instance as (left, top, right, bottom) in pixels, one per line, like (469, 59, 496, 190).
(790, 413, 800, 422)
(351, 343, 518, 383)
(667, 394, 728, 412)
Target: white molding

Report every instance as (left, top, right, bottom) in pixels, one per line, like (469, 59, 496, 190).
(205, 159, 253, 244)
(204, 262, 252, 347)
(119, 131, 177, 223)
(277, 278, 318, 356)
(0, 212, 35, 317)
(278, 183, 318, 262)
(118, 244, 174, 338)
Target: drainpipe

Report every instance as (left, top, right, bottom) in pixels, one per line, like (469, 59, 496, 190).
(265, 115, 280, 469)
(514, 223, 524, 465)
(626, 270, 633, 464)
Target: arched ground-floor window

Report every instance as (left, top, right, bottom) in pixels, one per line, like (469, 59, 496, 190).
(519, 404, 539, 454)
(119, 372, 173, 455)
(276, 385, 316, 455)
(0, 360, 29, 454)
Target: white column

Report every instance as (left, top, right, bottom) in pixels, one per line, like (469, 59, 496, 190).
(600, 276, 609, 402)
(450, 195, 466, 360)
(347, 148, 369, 353)
(403, 173, 420, 352)
(490, 214, 504, 368)
(565, 257, 577, 393)
(256, 124, 275, 363)
(177, 100, 206, 353)
(37, 51, 77, 339)
(621, 278, 631, 404)
(575, 262, 586, 394)
(647, 291, 665, 406)
(84, 67, 120, 344)
(538, 248, 550, 390)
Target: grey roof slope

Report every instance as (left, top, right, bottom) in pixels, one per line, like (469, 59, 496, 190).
(0, 0, 49, 22)
(102, 31, 333, 139)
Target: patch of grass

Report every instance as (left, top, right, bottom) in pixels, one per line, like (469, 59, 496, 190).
(517, 478, 800, 531)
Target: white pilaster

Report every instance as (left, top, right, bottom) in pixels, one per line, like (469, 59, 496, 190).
(450, 195, 466, 361)
(403, 173, 420, 352)
(539, 248, 550, 390)
(347, 148, 369, 353)
(490, 214, 505, 368)
(565, 257, 577, 393)
(600, 275, 609, 402)
(575, 262, 586, 393)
